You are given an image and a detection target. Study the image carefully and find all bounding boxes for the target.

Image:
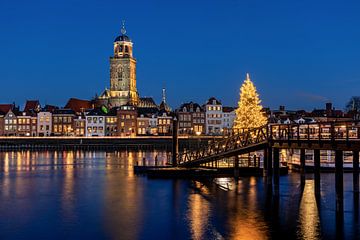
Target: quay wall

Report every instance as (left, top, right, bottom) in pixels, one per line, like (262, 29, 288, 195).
(0, 136, 218, 151)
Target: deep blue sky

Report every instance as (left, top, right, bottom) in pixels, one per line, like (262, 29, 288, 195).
(1, 0, 360, 110)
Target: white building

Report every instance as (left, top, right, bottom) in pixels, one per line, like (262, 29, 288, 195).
(222, 107, 236, 131)
(205, 97, 223, 135)
(137, 114, 158, 135)
(37, 112, 52, 136)
(85, 109, 106, 137)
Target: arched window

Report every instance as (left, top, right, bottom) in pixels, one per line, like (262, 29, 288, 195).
(125, 46, 129, 53)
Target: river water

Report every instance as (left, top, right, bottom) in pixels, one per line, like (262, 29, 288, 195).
(0, 151, 359, 240)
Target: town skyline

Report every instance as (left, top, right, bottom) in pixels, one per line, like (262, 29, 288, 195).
(1, 0, 360, 110)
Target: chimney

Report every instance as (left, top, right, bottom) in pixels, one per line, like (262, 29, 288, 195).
(325, 102, 333, 117)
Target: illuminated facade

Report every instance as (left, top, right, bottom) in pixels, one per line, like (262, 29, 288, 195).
(97, 22, 139, 107)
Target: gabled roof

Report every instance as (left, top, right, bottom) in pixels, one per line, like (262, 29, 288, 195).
(138, 97, 158, 108)
(178, 102, 203, 113)
(206, 97, 222, 105)
(223, 106, 235, 113)
(23, 100, 40, 114)
(53, 108, 76, 115)
(0, 104, 14, 115)
(65, 98, 93, 113)
(42, 105, 59, 112)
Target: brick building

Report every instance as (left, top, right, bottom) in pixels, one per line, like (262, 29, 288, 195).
(177, 102, 205, 135)
(52, 109, 76, 136)
(117, 105, 137, 136)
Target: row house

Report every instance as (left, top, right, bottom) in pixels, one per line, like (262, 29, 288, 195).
(74, 114, 86, 136)
(85, 108, 106, 137)
(222, 107, 236, 134)
(205, 97, 223, 135)
(157, 110, 173, 135)
(105, 108, 118, 136)
(117, 105, 137, 137)
(17, 112, 37, 136)
(177, 102, 205, 135)
(0, 104, 15, 136)
(3, 108, 19, 136)
(52, 109, 76, 136)
(37, 111, 52, 136)
(137, 107, 158, 135)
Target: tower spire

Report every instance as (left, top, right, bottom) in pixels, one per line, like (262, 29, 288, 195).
(121, 20, 126, 35)
(246, 73, 250, 81)
(162, 87, 166, 103)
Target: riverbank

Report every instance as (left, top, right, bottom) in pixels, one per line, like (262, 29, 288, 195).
(0, 136, 218, 151)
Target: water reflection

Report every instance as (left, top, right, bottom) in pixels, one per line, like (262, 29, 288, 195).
(187, 191, 211, 239)
(0, 151, 358, 239)
(297, 180, 321, 239)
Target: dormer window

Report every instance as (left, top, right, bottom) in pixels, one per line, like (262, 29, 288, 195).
(183, 107, 186, 112)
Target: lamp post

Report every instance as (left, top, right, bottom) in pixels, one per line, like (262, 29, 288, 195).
(196, 131, 201, 148)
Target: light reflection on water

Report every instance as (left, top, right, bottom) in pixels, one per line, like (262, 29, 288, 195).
(0, 150, 359, 239)
(297, 180, 321, 239)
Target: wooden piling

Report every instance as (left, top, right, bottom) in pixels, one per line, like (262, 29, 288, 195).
(314, 149, 321, 195)
(273, 148, 280, 192)
(335, 150, 344, 213)
(353, 151, 359, 193)
(300, 148, 306, 187)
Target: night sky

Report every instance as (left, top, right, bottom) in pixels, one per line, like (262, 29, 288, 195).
(1, 0, 360, 110)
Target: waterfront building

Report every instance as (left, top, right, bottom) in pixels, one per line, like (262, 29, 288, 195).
(177, 102, 205, 135)
(37, 111, 52, 136)
(52, 109, 76, 136)
(157, 110, 173, 135)
(105, 108, 118, 136)
(222, 107, 236, 134)
(85, 108, 106, 137)
(116, 105, 137, 136)
(205, 97, 223, 135)
(17, 112, 32, 136)
(0, 104, 14, 136)
(73, 114, 86, 136)
(3, 106, 19, 136)
(137, 107, 159, 135)
(23, 100, 40, 137)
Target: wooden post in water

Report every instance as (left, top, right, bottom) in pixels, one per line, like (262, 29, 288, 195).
(263, 148, 268, 176)
(335, 150, 344, 213)
(353, 151, 359, 194)
(300, 148, 306, 187)
(267, 147, 273, 185)
(273, 148, 280, 194)
(234, 155, 239, 179)
(172, 117, 179, 167)
(314, 149, 321, 196)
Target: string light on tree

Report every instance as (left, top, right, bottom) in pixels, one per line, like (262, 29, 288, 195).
(233, 73, 267, 131)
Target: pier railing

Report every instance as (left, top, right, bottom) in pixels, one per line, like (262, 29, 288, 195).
(177, 125, 268, 165)
(177, 120, 360, 167)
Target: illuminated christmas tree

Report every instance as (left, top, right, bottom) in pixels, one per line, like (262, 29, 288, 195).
(233, 73, 267, 131)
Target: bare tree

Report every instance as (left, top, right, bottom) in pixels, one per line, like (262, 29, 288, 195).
(345, 96, 360, 112)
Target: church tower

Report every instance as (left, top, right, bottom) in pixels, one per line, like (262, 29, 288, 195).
(108, 21, 139, 106)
